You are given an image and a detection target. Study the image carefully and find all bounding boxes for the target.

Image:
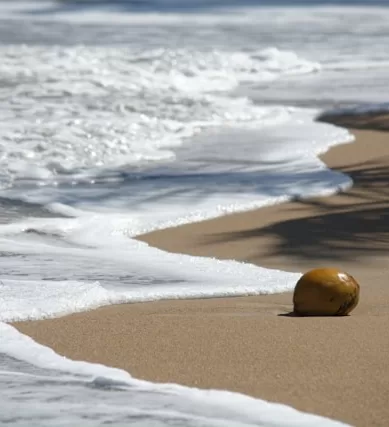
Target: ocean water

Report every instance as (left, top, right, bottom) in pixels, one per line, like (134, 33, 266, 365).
(1, 1, 388, 425)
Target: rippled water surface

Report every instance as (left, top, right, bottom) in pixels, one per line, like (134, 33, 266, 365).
(1, 1, 388, 425)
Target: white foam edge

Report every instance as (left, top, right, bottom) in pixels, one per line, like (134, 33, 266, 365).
(0, 321, 349, 426)
(0, 233, 302, 323)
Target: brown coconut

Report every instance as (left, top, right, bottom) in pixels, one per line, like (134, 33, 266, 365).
(293, 268, 360, 316)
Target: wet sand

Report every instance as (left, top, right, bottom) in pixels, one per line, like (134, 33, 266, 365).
(13, 117, 389, 426)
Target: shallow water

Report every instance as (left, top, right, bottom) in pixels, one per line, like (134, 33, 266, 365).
(0, 1, 388, 425)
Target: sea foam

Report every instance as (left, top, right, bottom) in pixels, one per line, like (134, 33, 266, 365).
(1, 1, 386, 425)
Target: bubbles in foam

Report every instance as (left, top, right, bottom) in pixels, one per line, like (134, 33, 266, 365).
(0, 322, 349, 427)
(0, 44, 320, 187)
(0, 2, 374, 426)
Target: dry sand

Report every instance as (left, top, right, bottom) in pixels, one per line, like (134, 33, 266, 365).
(13, 116, 389, 427)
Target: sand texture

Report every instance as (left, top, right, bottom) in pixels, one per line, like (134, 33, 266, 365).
(13, 120, 389, 426)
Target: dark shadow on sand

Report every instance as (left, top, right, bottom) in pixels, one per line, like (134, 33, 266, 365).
(278, 312, 297, 317)
(318, 112, 389, 132)
(277, 312, 352, 317)
(202, 157, 389, 264)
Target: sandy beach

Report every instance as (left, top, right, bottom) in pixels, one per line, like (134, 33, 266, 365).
(13, 116, 389, 426)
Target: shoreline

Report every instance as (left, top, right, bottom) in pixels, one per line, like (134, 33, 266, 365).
(12, 118, 389, 426)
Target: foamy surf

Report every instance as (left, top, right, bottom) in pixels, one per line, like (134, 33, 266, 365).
(0, 322, 349, 427)
(1, 0, 389, 425)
